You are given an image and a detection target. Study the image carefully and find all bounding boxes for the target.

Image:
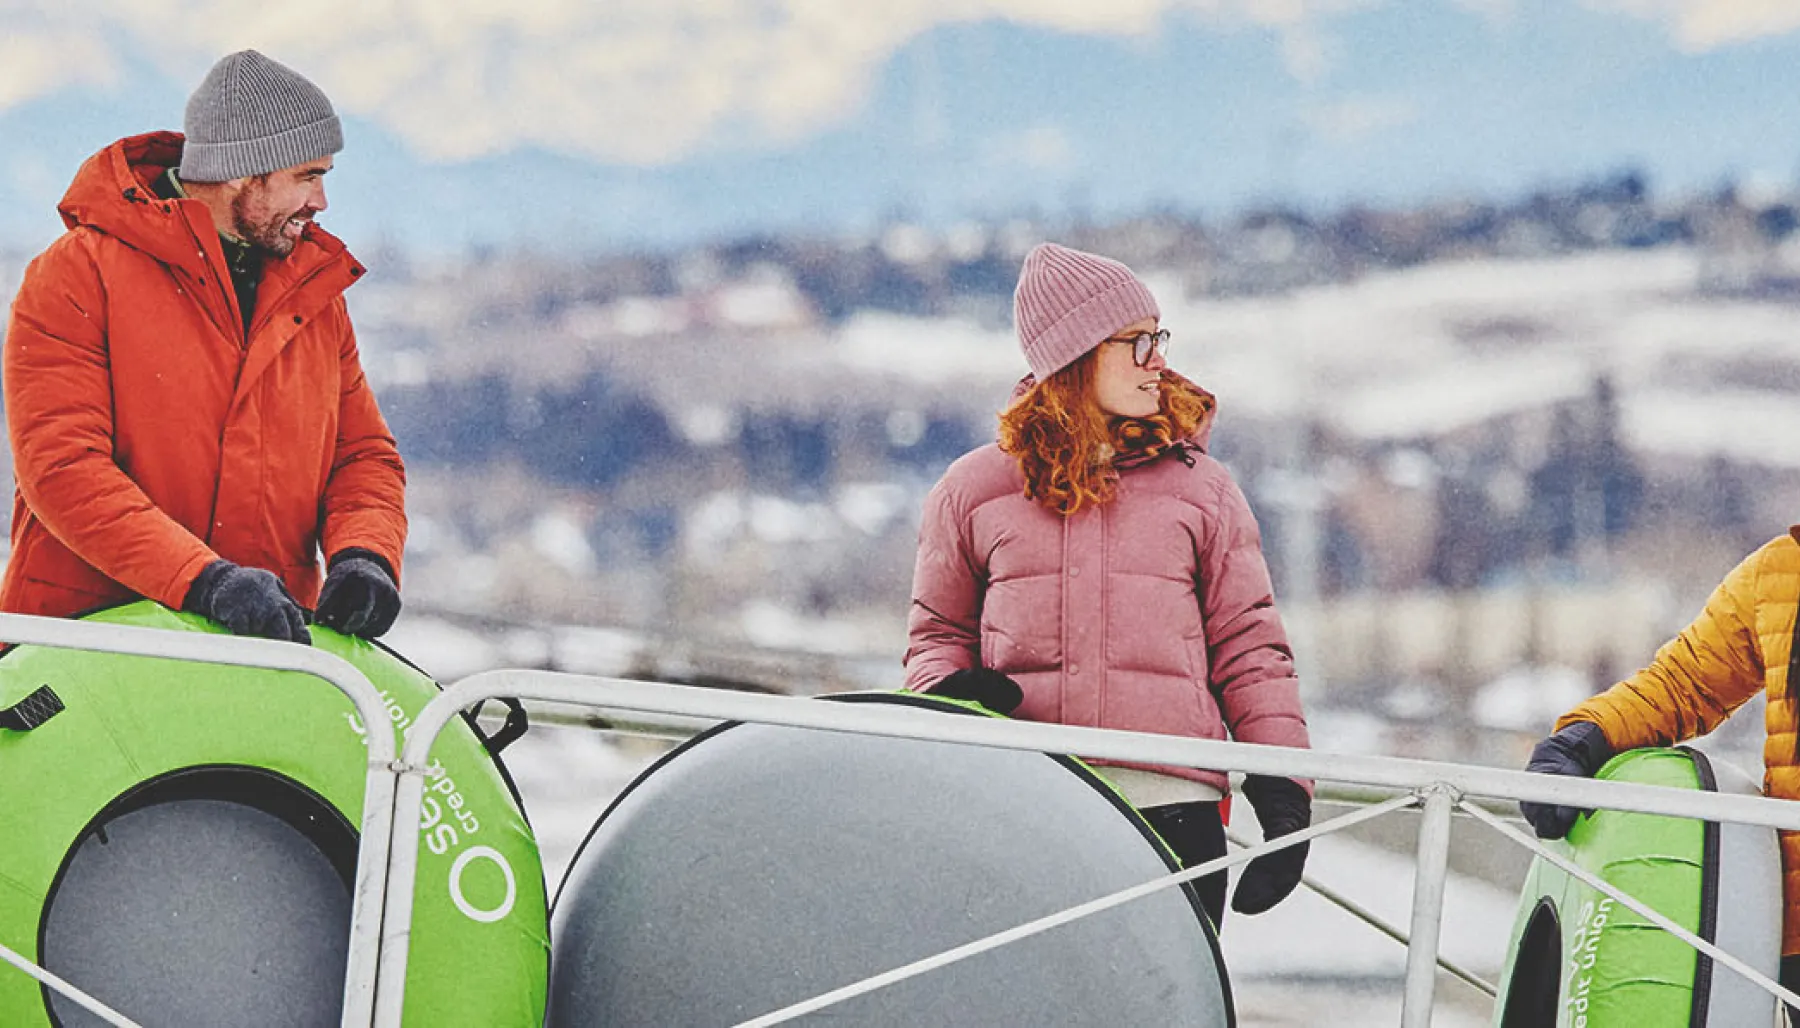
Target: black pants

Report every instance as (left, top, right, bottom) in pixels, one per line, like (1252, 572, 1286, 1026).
(1140, 800, 1228, 931)
(1783, 954, 1800, 1024)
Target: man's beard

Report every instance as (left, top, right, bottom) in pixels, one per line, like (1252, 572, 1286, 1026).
(230, 188, 305, 257)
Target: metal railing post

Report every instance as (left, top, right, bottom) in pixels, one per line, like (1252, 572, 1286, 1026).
(372, 760, 431, 1028)
(1401, 783, 1455, 1027)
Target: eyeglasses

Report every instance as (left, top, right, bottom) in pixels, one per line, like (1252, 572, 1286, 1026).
(1103, 328, 1171, 368)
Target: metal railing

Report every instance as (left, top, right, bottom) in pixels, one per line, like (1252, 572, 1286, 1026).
(376, 669, 1800, 1028)
(9, 612, 1800, 1027)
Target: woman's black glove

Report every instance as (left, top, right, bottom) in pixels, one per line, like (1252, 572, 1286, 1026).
(930, 668, 1023, 715)
(1518, 721, 1613, 839)
(183, 559, 310, 644)
(315, 549, 402, 639)
(1232, 775, 1311, 915)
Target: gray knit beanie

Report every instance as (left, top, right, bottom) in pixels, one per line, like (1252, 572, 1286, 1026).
(179, 50, 343, 182)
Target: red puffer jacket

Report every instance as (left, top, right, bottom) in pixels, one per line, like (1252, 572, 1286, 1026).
(2, 132, 406, 619)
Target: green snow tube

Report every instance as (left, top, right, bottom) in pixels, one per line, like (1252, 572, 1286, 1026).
(0, 601, 549, 1027)
(1493, 746, 1781, 1026)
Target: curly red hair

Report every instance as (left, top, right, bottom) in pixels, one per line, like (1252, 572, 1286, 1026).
(998, 352, 1214, 515)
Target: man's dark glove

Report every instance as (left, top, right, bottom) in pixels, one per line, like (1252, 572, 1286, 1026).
(930, 668, 1023, 715)
(183, 559, 310, 644)
(1232, 775, 1311, 916)
(315, 549, 401, 639)
(1519, 721, 1613, 840)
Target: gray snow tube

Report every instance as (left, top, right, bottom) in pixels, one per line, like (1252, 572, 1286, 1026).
(546, 691, 1234, 1026)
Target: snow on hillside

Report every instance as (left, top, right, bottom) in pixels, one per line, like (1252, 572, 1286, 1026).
(829, 246, 1800, 465)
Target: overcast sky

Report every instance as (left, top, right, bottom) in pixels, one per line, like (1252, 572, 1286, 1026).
(4, 0, 1800, 253)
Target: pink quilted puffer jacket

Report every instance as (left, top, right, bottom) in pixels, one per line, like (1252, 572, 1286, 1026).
(903, 394, 1311, 794)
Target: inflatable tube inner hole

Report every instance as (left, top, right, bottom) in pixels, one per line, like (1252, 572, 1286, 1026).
(40, 766, 358, 1028)
(1500, 898, 1562, 1028)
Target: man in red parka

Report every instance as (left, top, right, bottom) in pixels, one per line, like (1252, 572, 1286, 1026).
(2, 50, 407, 644)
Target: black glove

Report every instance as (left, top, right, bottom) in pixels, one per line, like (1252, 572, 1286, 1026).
(183, 559, 310, 644)
(315, 549, 401, 639)
(1232, 775, 1311, 916)
(1518, 721, 1613, 840)
(930, 668, 1023, 715)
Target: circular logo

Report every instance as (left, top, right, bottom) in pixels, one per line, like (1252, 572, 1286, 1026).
(448, 845, 517, 923)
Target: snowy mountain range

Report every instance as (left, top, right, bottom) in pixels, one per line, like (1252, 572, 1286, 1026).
(4, 1, 1800, 256)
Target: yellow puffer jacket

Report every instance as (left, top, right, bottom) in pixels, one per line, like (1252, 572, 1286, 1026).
(1559, 530, 1800, 954)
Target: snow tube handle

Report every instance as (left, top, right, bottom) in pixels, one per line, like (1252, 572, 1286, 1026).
(0, 685, 63, 731)
(466, 696, 529, 756)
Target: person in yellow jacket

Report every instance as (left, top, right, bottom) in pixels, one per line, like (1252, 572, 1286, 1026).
(1520, 528, 1800, 1002)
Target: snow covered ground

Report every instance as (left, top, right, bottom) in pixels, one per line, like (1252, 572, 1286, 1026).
(1219, 832, 1514, 1026)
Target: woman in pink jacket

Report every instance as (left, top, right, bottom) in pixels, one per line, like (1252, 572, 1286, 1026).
(905, 242, 1313, 927)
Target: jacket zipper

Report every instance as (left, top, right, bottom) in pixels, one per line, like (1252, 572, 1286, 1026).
(1788, 608, 1800, 762)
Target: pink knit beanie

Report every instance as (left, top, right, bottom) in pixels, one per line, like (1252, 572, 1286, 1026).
(1012, 242, 1161, 379)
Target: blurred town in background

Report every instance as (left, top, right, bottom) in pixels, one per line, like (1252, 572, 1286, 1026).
(12, 8, 1800, 1012)
(8, 167, 1791, 773)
